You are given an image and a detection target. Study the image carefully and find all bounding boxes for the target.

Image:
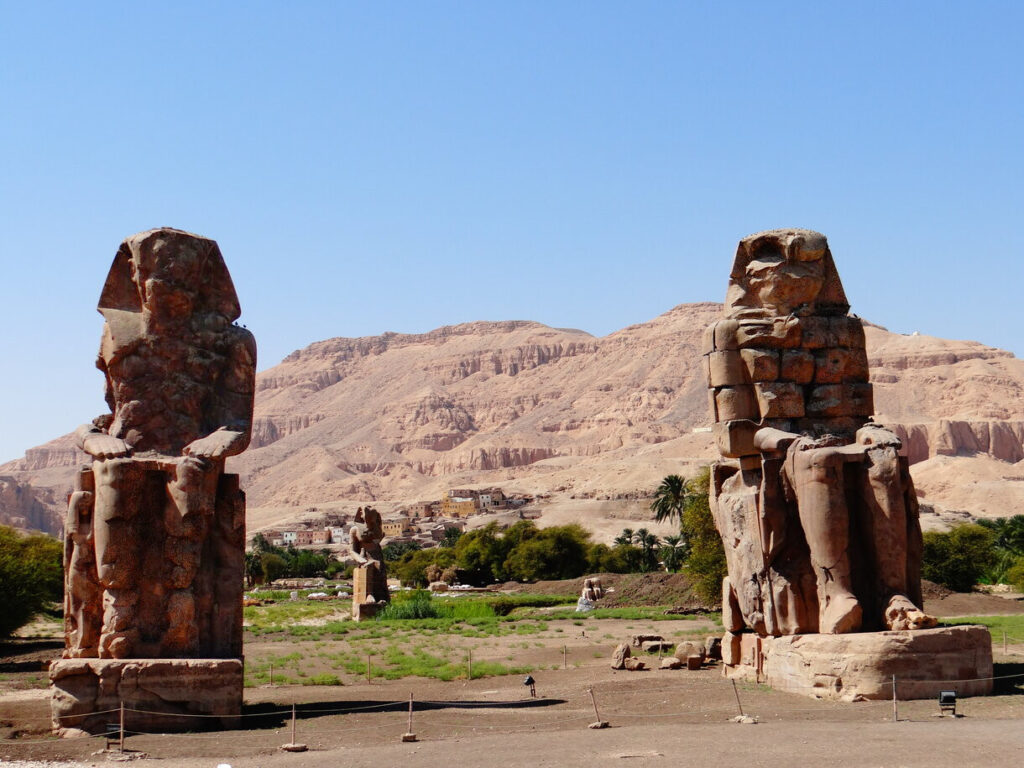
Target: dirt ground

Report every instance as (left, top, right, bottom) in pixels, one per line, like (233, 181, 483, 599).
(2, 581, 1023, 767)
(2, 646, 1023, 768)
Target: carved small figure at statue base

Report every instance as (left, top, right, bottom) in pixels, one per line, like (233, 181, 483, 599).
(50, 229, 255, 734)
(703, 229, 991, 700)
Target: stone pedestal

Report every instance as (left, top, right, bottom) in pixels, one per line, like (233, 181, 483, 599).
(722, 625, 992, 701)
(50, 658, 243, 735)
(351, 565, 384, 622)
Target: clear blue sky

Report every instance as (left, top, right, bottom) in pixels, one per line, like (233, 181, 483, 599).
(1, 2, 1021, 462)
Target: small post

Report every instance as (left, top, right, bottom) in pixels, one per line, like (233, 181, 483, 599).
(587, 687, 608, 729)
(892, 675, 898, 723)
(119, 700, 125, 753)
(269, 662, 274, 687)
(563, 645, 567, 669)
(468, 649, 473, 680)
(367, 654, 372, 684)
(402, 692, 417, 742)
(281, 702, 308, 752)
(731, 679, 744, 717)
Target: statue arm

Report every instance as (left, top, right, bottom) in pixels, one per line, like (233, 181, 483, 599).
(183, 329, 257, 460)
(76, 423, 131, 459)
(753, 426, 800, 453)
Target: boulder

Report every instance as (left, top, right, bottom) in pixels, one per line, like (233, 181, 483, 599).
(673, 641, 706, 663)
(705, 636, 722, 661)
(611, 643, 631, 670)
(631, 634, 664, 647)
(641, 640, 674, 653)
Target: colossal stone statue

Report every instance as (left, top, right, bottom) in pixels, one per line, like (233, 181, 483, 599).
(705, 228, 932, 636)
(703, 230, 992, 701)
(350, 506, 389, 619)
(51, 228, 255, 733)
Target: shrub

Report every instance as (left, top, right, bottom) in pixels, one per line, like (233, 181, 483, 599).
(679, 468, 726, 605)
(922, 524, 997, 592)
(0, 525, 63, 637)
(1003, 556, 1024, 593)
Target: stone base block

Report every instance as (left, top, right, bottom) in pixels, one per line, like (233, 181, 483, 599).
(722, 625, 992, 701)
(352, 601, 383, 622)
(50, 658, 243, 735)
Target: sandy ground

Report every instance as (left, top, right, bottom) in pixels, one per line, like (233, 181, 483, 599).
(2, 656, 1023, 768)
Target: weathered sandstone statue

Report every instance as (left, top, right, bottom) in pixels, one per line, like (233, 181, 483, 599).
(704, 229, 990, 700)
(51, 228, 255, 733)
(351, 506, 389, 619)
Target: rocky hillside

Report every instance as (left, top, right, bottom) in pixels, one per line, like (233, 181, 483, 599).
(3, 303, 1023, 536)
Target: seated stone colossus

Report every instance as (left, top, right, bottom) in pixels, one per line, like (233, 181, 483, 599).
(704, 228, 935, 638)
(63, 228, 256, 660)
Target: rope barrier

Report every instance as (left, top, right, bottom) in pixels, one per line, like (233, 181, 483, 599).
(7, 661, 1023, 750)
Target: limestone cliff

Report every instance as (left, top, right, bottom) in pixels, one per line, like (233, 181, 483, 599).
(3, 303, 1023, 533)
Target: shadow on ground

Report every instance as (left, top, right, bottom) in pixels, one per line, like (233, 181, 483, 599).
(241, 696, 567, 728)
(992, 662, 1024, 695)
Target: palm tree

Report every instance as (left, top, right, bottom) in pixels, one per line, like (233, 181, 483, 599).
(633, 528, 661, 572)
(650, 474, 688, 527)
(613, 528, 635, 548)
(659, 534, 690, 573)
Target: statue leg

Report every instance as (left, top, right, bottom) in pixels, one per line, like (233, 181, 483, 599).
(861, 445, 935, 630)
(64, 467, 101, 658)
(789, 447, 862, 634)
(92, 459, 141, 658)
(162, 457, 219, 655)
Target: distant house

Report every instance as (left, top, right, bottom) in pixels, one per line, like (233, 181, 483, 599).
(382, 516, 412, 537)
(310, 530, 330, 545)
(281, 531, 298, 544)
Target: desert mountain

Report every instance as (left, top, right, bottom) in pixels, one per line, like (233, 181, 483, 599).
(3, 303, 1023, 537)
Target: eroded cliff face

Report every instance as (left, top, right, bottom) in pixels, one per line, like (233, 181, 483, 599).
(0, 476, 62, 535)
(3, 303, 1023, 531)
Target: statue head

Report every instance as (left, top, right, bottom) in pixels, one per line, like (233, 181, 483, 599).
(724, 229, 848, 318)
(98, 228, 241, 333)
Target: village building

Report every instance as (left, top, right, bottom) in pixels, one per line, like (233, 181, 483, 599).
(382, 516, 412, 537)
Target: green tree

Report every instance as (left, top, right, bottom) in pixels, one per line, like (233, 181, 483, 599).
(250, 532, 276, 554)
(0, 526, 63, 637)
(292, 550, 329, 577)
(504, 524, 592, 581)
(454, 523, 510, 585)
(632, 528, 661, 572)
(393, 548, 456, 587)
(650, 474, 688, 527)
(260, 552, 288, 583)
(439, 527, 464, 548)
(678, 467, 727, 605)
(1004, 557, 1024, 593)
(977, 515, 1024, 582)
(383, 540, 422, 563)
(922, 524, 997, 592)
(613, 528, 635, 548)
(244, 551, 263, 587)
(587, 543, 635, 573)
(659, 534, 690, 573)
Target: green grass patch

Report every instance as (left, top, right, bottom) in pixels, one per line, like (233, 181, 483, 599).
(528, 606, 696, 621)
(944, 615, 1024, 643)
